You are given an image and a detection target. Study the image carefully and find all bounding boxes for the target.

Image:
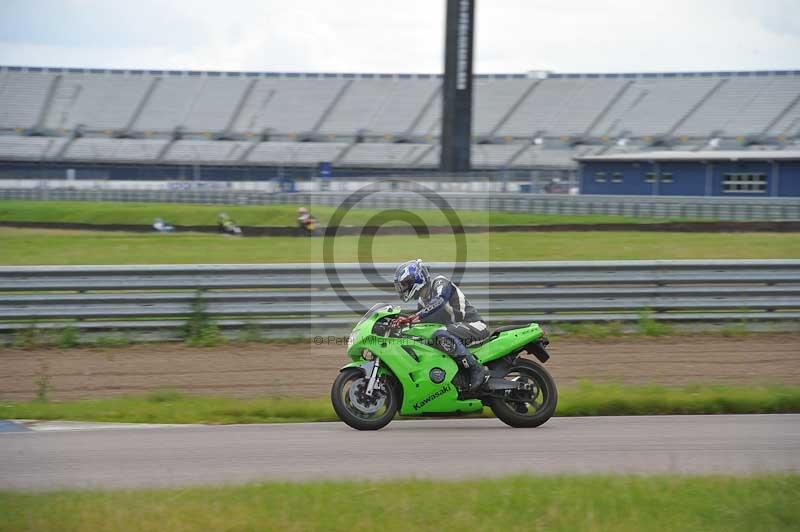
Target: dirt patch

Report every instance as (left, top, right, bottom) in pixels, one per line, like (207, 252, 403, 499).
(1, 335, 798, 401)
(3, 220, 800, 236)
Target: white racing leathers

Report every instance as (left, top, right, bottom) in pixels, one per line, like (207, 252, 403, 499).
(416, 275, 489, 358)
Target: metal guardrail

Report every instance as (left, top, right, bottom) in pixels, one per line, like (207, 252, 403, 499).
(2, 188, 799, 220)
(1, 261, 799, 339)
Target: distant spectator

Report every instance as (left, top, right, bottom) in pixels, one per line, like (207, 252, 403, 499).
(218, 212, 242, 236)
(544, 178, 567, 194)
(153, 218, 174, 232)
(296, 207, 317, 236)
(217, 213, 238, 235)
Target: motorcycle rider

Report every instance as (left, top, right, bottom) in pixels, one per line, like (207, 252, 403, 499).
(391, 259, 489, 391)
(296, 207, 317, 236)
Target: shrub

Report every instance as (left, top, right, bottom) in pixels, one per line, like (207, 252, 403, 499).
(58, 327, 78, 348)
(183, 291, 222, 347)
(13, 325, 45, 349)
(636, 310, 673, 336)
(34, 362, 52, 402)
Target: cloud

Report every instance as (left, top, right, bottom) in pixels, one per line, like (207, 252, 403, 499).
(0, 0, 797, 72)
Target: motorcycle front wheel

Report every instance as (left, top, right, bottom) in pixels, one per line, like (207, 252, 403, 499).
(331, 368, 399, 431)
(489, 358, 558, 428)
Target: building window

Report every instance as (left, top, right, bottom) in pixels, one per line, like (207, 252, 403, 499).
(645, 172, 673, 184)
(611, 172, 623, 183)
(594, 172, 606, 183)
(723, 173, 766, 193)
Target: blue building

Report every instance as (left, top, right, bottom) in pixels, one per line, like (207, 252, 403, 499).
(576, 151, 800, 197)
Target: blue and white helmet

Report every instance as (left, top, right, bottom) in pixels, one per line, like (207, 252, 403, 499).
(393, 259, 430, 302)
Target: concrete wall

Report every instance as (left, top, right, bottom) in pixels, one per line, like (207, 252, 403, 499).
(780, 162, 800, 196)
(581, 159, 799, 197)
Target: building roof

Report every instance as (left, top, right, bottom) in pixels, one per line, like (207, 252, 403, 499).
(2, 65, 800, 80)
(575, 150, 800, 162)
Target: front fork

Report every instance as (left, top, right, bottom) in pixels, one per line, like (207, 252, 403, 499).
(365, 357, 381, 397)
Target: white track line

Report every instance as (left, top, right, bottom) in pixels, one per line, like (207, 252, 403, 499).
(8, 420, 201, 432)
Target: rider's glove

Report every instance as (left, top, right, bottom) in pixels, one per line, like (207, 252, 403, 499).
(390, 314, 420, 329)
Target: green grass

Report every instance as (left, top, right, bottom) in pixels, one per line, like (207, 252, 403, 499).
(636, 310, 675, 336)
(3, 383, 799, 424)
(2, 393, 334, 424)
(1, 475, 798, 531)
(0, 199, 693, 227)
(1, 228, 797, 265)
(558, 382, 800, 416)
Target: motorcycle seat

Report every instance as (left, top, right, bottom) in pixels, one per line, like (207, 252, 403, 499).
(468, 324, 529, 348)
(491, 324, 530, 335)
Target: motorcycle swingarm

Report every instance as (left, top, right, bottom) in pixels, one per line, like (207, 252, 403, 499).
(484, 377, 534, 392)
(458, 379, 535, 402)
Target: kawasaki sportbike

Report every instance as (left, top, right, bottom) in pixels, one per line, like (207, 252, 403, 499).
(331, 303, 557, 430)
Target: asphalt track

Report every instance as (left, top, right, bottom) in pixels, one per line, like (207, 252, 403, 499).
(1, 415, 799, 490)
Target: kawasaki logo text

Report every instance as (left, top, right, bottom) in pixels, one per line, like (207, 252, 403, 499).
(413, 385, 451, 411)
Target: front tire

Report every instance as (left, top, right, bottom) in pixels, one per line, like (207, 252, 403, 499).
(331, 368, 398, 431)
(489, 358, 557, 428)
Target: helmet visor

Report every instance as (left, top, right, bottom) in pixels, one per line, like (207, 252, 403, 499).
(394, 275, 417, 301)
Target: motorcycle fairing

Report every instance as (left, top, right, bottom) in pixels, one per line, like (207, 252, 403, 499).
(341, 341, 482, 416)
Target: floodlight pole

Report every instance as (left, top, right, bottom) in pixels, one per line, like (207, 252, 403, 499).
(440, 0, 475, 173)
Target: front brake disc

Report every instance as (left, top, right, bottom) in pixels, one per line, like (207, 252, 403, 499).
(348, 379, 386, 414)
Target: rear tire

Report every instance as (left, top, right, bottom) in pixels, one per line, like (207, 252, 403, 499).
(489, 358, 557, 428)
(331, 368, 398, 431)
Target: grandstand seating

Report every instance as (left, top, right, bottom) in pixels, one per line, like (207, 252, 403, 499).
(0, 67, 798, 171)
(552, 78, 628, 137)
(592, 77, 719, 137)
(43, 73, 152, 133)
(408, 96, 441, 139)
(134, 77, 249, 134)
(676, 77, 792, 137)
(513, 145, 577, 167)
(0, 135, 55, 159)
(363, 78, 440, 136)
(0, 71, 53, 130)
(472, 78, 533, 137)
(770, 98, 800, 138)
(503, 78, 626, 138)
(711, 77, 800, 137)
(163, 140, 251, 163)
(65, 138, 167, 162)
(232, 78, 347, 135)
(317, 78, 441, 137)
(246, 141, 349, 165)
(472, 143, 526, 167)
(338, 143, 431, 167)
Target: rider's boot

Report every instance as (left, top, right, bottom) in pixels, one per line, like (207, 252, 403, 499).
(459, 353, 488, 391)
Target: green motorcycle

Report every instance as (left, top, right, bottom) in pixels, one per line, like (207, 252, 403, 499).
(331, 303, 557, 430)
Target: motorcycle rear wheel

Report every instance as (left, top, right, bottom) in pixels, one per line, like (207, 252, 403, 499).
(331, 368, 398, 431)
(489, 358, 558, 428)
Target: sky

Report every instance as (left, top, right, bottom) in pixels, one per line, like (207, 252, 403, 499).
(0, 0, 798, 74)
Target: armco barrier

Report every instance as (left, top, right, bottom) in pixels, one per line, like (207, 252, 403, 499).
(1, 188, 799, 220)
(1, 260, 799, 339)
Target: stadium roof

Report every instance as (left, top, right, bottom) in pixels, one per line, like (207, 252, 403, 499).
(575, 150, 800, 162)
(2, 65, 800, 79)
